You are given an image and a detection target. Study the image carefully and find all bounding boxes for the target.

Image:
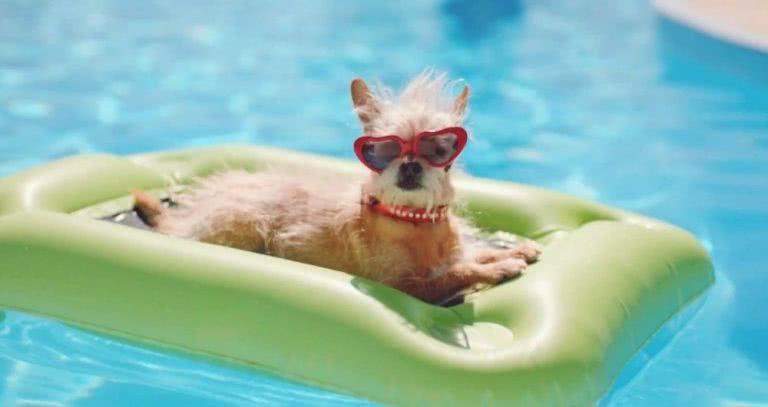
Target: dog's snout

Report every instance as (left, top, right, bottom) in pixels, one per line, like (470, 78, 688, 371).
(396, 162, 424, 190)
(400, 162, 422, 177)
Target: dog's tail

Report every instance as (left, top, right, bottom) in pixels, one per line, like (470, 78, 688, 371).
(132, 190, 165, 227)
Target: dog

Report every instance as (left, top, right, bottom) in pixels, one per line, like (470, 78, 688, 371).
(134, 72, 540, 304)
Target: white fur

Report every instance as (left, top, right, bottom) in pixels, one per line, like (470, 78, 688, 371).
(357, 70, 467, 209)
(360, 70, 467, 138)
(365, 160, 453, 210)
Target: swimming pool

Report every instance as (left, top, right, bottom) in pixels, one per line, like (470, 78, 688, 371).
(0, 0, 766, 405)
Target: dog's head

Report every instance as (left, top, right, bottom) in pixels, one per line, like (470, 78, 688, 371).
(351, 72, 469, 210)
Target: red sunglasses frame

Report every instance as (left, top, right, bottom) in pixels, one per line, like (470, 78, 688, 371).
(353, 127, 468, 173)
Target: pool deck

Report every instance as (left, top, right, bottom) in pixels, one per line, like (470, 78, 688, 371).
(653, 0, 768, 52)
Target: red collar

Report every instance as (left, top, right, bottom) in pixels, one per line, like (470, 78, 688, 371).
(362, 195, 449, 224)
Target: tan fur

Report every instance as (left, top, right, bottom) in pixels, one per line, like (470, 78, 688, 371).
(134, 72, 540, 304)
(131, 190, 165, 227)
(454, 85, 470, 117)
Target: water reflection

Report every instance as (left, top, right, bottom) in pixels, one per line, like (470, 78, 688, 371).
(0, 312, 373, 406)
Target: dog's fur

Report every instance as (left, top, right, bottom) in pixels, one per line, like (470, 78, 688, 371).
(134, 72, 539, 304)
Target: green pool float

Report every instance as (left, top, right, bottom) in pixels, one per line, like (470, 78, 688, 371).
(0, 145, 714, 406)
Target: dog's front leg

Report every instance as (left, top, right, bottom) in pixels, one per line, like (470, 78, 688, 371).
(445, 258, 528, 288)
(396, 259, 528, 304)
(473, 241, 542, 265)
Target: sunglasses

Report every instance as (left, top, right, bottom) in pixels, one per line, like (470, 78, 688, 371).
(353, 127, 468, 173)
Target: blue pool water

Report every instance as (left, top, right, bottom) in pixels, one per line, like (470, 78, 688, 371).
(1, 0, 767, 405)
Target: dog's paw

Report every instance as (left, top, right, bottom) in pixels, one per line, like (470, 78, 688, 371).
(475, 242, 542, 265)
(483, 257, 528, 283)
(513, 241, 542, 263)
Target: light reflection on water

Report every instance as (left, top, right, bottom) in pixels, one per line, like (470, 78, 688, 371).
(0, 313, 372, 406)
(0, 0, 767, 405)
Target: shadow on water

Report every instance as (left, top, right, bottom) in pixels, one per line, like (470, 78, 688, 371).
(441, 0, 524, 43)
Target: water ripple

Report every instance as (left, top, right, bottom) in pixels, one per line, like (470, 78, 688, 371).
(0, 0, 767, 405)
(0, 312, 373, 406)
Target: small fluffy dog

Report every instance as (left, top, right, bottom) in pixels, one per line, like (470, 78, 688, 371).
(134, 72, 539, 304)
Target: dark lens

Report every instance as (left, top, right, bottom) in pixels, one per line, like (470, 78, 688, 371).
(418, 132, 459, 165)
(362, 139, 401, 171)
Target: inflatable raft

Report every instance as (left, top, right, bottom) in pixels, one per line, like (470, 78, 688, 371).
(0, 145, 714, 406)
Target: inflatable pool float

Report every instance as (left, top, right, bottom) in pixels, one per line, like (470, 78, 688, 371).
(0, 145, 714, 406)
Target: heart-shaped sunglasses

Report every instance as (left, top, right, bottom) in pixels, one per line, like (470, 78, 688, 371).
(353, 127, 468, 173)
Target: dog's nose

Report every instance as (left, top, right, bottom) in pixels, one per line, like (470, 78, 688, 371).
(399, 162, 422, 177)
(397, 162, 424, 190)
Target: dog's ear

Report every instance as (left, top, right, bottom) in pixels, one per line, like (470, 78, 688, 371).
(454, 85, 470, 118)
(351, 78, 380, 131)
